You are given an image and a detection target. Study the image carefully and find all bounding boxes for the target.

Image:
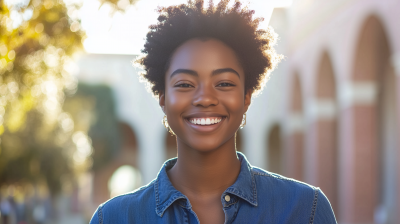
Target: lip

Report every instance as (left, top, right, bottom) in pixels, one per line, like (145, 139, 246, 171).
(184, 112, 227, 119)
(183, 112, 227, 132)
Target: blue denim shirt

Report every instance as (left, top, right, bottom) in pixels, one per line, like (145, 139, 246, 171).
(90, 152, 337, 223)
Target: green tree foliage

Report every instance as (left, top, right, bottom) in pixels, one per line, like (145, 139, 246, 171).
(0, 0, 136, 194)
(0, 0, 84, 195)
(64, 83, 122, 171)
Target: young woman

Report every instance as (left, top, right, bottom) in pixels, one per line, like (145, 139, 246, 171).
(90, 0, 337, 223)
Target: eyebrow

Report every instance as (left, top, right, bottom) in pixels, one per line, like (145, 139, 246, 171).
(169, 68, 240, 79)
(170, 69, 198, 78)
(212, 68, 240, 78)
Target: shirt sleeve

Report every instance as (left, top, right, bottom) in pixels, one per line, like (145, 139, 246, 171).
(312, 188, 337, 224)
(89, 205, 102, 224)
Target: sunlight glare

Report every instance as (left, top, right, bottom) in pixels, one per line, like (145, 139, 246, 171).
(80, 0, 292, 55)
(108, 165, 141, 198)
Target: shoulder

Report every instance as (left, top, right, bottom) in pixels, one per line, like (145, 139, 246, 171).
(103, 179, 155, 209)
(251, 167, 337, 223)
(251, 166, 316, 195)
(90, 180, 157, 224)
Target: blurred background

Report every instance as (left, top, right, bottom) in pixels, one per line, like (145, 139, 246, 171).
(0, 0, 399, 223)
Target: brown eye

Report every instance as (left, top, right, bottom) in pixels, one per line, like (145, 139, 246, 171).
(217, 82, 235, 87)
(175, 83, 193, 88)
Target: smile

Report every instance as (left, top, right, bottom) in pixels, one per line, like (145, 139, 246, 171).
(188, 117, 223, 126)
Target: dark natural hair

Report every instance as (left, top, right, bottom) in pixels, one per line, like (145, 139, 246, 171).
(137, 0, 282, 97)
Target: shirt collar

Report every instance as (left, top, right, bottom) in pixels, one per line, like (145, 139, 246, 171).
(154, 152, 258, 217)
(224, 152, 258, 206)
(154, 158, 187, 217)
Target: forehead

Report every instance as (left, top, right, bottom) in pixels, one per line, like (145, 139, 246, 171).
(167, 38, 243, 75)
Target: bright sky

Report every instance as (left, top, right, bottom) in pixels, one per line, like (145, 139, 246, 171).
(79, 0, 292, 55)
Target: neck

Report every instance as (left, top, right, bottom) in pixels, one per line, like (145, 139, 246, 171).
(167, 135, 241, 198)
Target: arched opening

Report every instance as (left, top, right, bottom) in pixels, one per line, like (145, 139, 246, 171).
(286, 73, 305, 181)
(314, 52, 338, 215)
(347, 15, 397, 223)
(119, 122, 139, 166)
(165, 133, 177, 160)
(92, 122, 140, 206)
(267, 125, 282, 174)
(376, 61, 398, 223)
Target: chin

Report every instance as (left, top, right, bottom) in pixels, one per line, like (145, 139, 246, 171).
(179, 134, 234, 153)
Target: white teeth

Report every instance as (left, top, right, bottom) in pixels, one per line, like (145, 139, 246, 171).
(189, 117, 223, 125)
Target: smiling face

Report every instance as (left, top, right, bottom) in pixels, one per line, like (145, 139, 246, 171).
(159, 38, 252, 153)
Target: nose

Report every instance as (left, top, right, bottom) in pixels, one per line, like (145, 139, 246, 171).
(192, 84, 219, 108)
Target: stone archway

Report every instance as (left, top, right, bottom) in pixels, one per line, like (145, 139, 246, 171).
(343, 15, 397, 223)
(285, 73, 305, 181)
(267, 125, 282, 174)
(376, 54, 398, 224)
(313, 52, 338, 215)
(92, 122, 139, 206)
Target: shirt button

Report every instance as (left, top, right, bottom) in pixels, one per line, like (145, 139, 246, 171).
(224, 195, 231, 202)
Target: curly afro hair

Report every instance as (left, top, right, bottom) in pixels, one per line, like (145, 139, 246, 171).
(137, 0, 282, 97)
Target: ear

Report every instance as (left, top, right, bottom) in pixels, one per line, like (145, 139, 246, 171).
(244, 89, 252, 113)
(159, 91, 166, 113)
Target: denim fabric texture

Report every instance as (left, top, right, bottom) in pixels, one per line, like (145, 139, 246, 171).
(90, 152, 337, 224)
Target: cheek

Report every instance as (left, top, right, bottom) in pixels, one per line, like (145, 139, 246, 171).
(222, 91, 245, 114)
(165, 90, 191, 116)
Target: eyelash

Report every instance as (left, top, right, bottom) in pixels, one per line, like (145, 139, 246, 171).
(216, 82, 235, 87)
(175, 82, 235, 88)
(175, 83, 193, 88)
